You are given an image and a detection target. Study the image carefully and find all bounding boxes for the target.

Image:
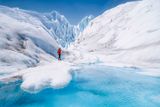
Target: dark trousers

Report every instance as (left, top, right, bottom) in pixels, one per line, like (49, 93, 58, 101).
(58, 54, 61, 60)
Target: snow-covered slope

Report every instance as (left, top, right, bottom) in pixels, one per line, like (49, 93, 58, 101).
(73, 0, 160, 68)
(0, 5, 93, 48)
(0, 7, 59, 75)
(0, 5, 93, 75)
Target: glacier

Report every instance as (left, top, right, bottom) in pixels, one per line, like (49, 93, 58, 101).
(73, 0, 160, 69)
(0, 5, 93, 77)
(0, 0, 160, 92)
(0, 5, 93, 48)
(0, 0, 160, 106)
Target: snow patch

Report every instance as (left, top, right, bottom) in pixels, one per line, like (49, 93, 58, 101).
(20, 61, 72, 93)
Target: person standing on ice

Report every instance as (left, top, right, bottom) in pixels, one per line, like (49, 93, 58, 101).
(57, 48, 62, 60)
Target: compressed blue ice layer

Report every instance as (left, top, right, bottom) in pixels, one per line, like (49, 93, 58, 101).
(0, 5, 93, 48)
(0, 65, 160, 107)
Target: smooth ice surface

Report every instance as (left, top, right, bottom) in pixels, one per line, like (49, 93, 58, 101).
(0, 65, 160, 107)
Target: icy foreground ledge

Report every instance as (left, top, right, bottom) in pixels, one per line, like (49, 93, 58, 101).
(20, 61, 72, 93)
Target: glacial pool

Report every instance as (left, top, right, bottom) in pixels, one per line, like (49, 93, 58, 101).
(0, 65, 160, 107)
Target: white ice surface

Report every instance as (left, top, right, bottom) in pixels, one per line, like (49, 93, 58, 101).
(0, 5, 92, 76)
(73, 0, 160, 68)
(0, 4, 92, 93)
(20, 61, 72, 93)
(0, 0, 160, 93)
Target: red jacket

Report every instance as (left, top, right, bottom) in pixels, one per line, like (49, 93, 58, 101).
(57, 48, 62, 55)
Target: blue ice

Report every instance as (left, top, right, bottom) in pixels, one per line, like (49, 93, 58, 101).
(0, 64, 160, 107)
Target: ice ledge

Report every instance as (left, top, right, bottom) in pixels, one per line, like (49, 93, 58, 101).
(20, 61, 72, 93)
